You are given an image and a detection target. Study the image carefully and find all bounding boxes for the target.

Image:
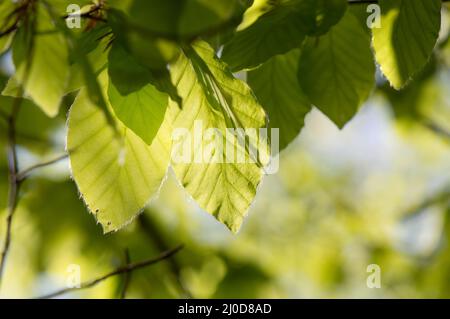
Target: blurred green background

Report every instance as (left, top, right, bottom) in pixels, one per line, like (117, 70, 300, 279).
(0, 4, 450, 300)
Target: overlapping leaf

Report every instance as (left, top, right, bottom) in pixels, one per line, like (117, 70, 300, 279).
(248, 49, 311, 151)
(170, 41, 268, 232)
(67, 73, 173, 232)
(373, 0, 441, 89)
(108, 45, 169, 145)
(297, 11, 375, 128)
(3, 4, 69, 117)
(222, 0, 347, 71)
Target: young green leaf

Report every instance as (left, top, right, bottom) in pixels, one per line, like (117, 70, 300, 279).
(108, 59, 169, 145)
(170, 41, 268, 232)
(108, 40, 181, 106)
(108, 44, 154, 96)
(67, 73, 173, 233)
(5, 4, 69, 117)
(222, 0, 347, 71)
(373, 0, 441, 89)
(0, 34, 13, 56)
(248, 49, 312, 151)
(297, 11, 375, 128)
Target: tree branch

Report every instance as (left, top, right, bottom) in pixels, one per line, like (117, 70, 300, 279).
(0, 98, 22, 286)
(61, 3, 107, 23)
(422, 120, 450, 141)
(37, 245, 184, 299)
(16, 153, 68, 182)
(405, 185, 450, 218)
(0, 0, 36, 288)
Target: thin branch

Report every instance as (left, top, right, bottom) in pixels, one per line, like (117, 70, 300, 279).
(0, 0, 37, 287)
(0, 97, 22, 285)
(423, 120, 450, 141)
(61, 4, 107, 23)
(0, 0, 31, 39)
(405, 185, 450, 218)
(0, 11, 20, 38)
(119, 249, 131, 299)
(0, 24, 18, 39)
(61, 5, 101, 19)
(37, 245, 184, 299)
(16, 153, 68, 182)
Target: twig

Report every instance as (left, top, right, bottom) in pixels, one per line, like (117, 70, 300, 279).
(119, 249, 131, 299)
(37, 245, 184, 299)
(62, 4, 107, 23)
(405, 185, 450, 218)
(0, 0, 37, 288)
(61, 5, 101, 19)
(0, 0, 32, 39)
(0, 23, 18, 38)
(16, 153, 68, 182)
(423, 120, 450, 141)
(0, 99, 22, 285)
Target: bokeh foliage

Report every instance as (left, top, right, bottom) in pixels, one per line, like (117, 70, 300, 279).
(0, 0, 449, 298)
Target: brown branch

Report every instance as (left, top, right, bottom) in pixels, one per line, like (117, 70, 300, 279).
(16, 153, 68, 182)
(37, 245, 184, 299)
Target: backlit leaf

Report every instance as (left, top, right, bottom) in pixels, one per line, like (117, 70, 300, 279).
(67, 73, 173, 232)
(373, 0, 441, 89)
(170, 41, 268, 232)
